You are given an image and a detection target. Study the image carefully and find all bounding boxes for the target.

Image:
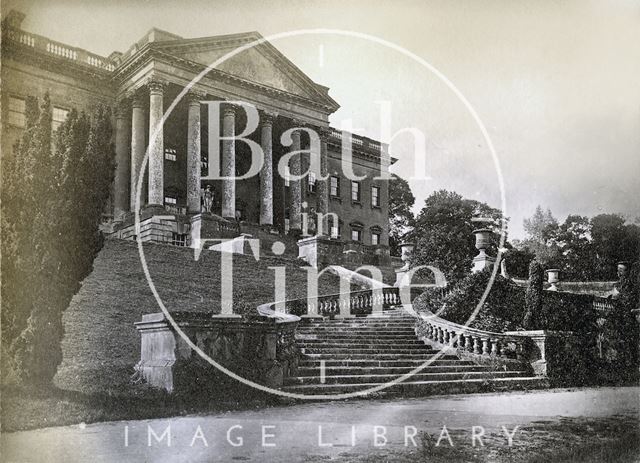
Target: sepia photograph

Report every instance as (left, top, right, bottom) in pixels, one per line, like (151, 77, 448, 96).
(1, 1, 639, 462)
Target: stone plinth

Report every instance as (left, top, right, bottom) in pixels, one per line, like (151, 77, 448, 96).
(472, 250, 496, 273)
(505, 330, 578, 380)
(134, 311, 300, 393)
(298, 235, 344, 268)
(190, 213, 240, 250)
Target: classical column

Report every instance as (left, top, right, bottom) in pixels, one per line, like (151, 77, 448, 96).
(130, 93, 146, 211)
(186, 91, 203, 214)
(221, 105, 236, 219)
(260, 112, 275, 226)
(113, 99, 130, 221)
(147, 80, 165, 206)
(316, 127, 330, 235)
(289, 123, 302, 233)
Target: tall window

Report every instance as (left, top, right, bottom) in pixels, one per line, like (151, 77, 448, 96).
(308, 171, 317, 193)
(351, 181, 361, 202)
(371, 232, 380, 245)
(351, 228, 362, 242)
(371, 186, 380, 207)
(329, 216, 341, 239)
(330, 176, 340, 197)
(52, 107, 69, 133)
(8, 96, 26, 128)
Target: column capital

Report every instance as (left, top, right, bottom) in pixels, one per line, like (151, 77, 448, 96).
(317, 126, 332, 141)
(186, 89, 207, 105)
(223, 104, 237, 118)
(147, 78, 167, 94)
(260, 110, 278, 125)
(130, 90, 145, 109)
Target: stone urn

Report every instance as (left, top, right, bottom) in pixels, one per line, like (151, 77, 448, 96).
(473, 228, 492, 251)
(546, 269, 560, 291)
(471, 229, 495, 273)
(398, 242, 415, 271)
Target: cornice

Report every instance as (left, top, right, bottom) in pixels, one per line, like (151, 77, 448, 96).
(113, 45, 338, 114)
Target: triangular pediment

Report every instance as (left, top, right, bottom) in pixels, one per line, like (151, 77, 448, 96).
(153, 32, 337, 109)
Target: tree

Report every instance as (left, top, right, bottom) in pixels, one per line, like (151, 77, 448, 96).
(409, 190, 502, 284)
(1, 95, 115, 386)
(521, 206, 560, 265)
(554, 215, 596, 280)
(388, 174, 415, 255)
(591, 214, 640, 280)
(523, 260, 544, 329)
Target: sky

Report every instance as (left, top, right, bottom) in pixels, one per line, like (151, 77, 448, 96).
(6, 0, 640, 238)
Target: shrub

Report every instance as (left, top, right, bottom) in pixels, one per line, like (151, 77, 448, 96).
(417, 269, 526, 332)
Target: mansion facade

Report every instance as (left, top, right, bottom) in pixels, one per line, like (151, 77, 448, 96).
(2, 11, 394, 263)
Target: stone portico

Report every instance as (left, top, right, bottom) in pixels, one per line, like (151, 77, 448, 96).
(2, 12, 394, 264)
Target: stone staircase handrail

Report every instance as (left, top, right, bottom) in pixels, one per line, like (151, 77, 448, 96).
(257, 287, 402, 318)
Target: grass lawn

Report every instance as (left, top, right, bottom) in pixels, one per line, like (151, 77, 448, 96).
(2, 238, 359, 431)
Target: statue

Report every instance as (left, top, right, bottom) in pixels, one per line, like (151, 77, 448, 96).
(202, 185, 213, 213)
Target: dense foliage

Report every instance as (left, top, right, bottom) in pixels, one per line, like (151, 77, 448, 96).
(409, 190, 503, 285)
(1, 94, 115, 386)
(414, 270, 526, 332)
(387, 174, 415, 256)
(517, 206, 640, 280)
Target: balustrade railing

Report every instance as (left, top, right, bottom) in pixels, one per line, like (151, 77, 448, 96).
(5, 27, 116, 72)
(593, 297, 615, 312)
(266, 287, 401, 318)
(415, 308, 530, 362)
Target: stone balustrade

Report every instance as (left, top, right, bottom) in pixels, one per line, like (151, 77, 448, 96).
(414, 307, 578, 379)
(415, 309, 529, 362)
(260, 287, 401, 318)
(5, 27, 116, 71)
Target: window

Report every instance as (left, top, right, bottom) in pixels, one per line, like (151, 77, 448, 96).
(308, 171, 316, 193)
(371, 232, 380, 245)
(172, 233, 188, 247)
(371, 186, 380, 207)
(329, 216, 341, 239)
(351, 181, 361, 202)
(164, 196, 177, 205)
(52, 107, 69, 133)
(330, 176, 340, 197)
(8, 96, 26, 128)
(351, 229, 362, 242)
(164, 148, 177, 161)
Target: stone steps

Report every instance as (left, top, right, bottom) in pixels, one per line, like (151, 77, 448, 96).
(281, 309, 540, 397)
(282, 377, 548, 396)
(285, 370, 530, 386)
(298, 358, 470, 368)
(294, 364, 494, 377)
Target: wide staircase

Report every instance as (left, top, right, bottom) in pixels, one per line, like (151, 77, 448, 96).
(282, 308, 545, 396)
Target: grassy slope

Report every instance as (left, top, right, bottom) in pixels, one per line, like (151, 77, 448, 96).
(54, 239, 348, 393)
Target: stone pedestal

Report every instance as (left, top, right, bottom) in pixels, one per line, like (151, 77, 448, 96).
(190, 213, 240, 251)
(297, 235, 344, 268)
(135, 312, 300, 393)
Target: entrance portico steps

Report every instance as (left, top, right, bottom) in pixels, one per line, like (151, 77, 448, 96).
(281, 308, 547, 396)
